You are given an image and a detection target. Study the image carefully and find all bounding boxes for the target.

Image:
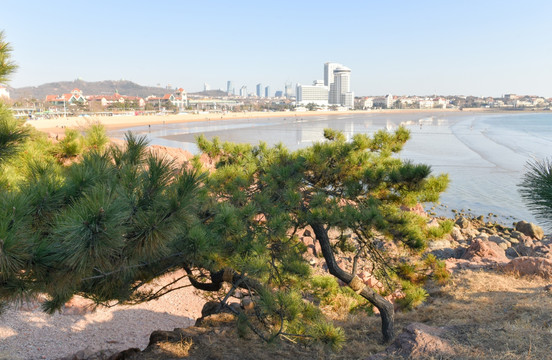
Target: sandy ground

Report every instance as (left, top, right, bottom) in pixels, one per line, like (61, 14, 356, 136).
(0, 271, 206, 360)
(26, 108, 467, 136)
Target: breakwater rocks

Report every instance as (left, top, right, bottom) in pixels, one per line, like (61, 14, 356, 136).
(428, 215, 551, 278)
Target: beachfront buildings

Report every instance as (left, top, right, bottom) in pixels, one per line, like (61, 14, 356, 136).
(296, 80, 329, 106)
(321, 62, 355, 109)
(328, 65, 354, 109)
(146, 88, 188, 111)
(45, 88, 87, 107)
(324, 62, 340, 87)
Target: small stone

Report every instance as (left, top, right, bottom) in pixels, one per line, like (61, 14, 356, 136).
(488, 235, 511, 249)
(455, 217, 471, 229)
(507, 236, 519, 245)
(506, 247, 520, 258)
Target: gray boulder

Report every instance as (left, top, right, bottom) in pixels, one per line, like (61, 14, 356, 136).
(515, 221, 544, 240)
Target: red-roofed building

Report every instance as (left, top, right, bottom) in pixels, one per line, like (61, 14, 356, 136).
(87, 93, 145, 110)
(146, 88, 187, 111)
(45, 88, 86, 106)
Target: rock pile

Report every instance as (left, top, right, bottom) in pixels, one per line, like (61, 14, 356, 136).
(428, 216, 551, 278)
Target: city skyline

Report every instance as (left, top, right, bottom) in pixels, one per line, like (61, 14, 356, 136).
(3, 1, 552, 97)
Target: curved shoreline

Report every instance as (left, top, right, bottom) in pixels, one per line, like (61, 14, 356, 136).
(26, 108, 511, 136)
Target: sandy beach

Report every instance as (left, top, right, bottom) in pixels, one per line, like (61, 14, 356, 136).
(27, 108, 470, 136)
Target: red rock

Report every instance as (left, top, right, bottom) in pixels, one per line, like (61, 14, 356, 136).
(502, 257, 552, 278)
(368, 323, 454, 359)
(461, 239, 508, 263)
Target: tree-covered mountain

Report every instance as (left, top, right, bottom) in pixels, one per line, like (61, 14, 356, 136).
(8, 79, 173, 100)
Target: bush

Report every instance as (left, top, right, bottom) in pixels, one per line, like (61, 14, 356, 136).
(83, 123, 109, 151)
(57, 128, 82, 158)
(396, 281, 428, 310)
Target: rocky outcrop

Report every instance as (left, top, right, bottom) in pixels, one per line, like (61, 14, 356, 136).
(461, 238, 509, 263)
(502, 257, 552, 278)
(368, 323, 455, 359)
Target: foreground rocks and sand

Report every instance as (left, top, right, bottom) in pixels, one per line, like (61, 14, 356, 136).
(2, 191, 550, 359)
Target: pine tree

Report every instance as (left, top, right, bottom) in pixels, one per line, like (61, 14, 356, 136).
(197, 127, 449, 342)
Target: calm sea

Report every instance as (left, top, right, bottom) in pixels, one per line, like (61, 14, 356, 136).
(108, 111, 552, 228)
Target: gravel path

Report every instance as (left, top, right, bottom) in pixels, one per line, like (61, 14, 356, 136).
(0, 271, 206, 360)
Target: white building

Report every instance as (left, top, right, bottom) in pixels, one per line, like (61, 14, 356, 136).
(329, 65, 354, 109)
(296, 80, 329, 106)
(324, 62, 341, 87)
(361, 97, 373, 109)
(418, 99, 434, 109)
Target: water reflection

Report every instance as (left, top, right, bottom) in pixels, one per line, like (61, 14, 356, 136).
(108, 111, 552, 226)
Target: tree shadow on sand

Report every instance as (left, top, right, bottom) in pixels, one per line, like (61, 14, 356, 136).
(0, 304, 198, 360)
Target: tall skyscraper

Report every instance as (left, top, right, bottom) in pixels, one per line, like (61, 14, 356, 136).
(204, 83, 210, 91)
(328, 65, 354, 109)
(226, 81, 233, 95)
(265, 86, 271, 98)
(256, 83, 263, 98)
(284, 82, 294, 98)
(324, 62, 341, 87)
(240, 85, 247, 97)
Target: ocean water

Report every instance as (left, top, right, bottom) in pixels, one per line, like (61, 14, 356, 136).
(108, 111, 552, 228)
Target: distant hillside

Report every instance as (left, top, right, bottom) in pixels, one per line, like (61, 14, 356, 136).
(190, 89, 228, 97)
(8, 80, 173, 100)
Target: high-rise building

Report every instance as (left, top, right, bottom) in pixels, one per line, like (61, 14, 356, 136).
(324, 62, 341, 87)
(284, 82, 294, 98)
(256, 83, 263, 98)
(328, 65, 354, 109)
(226, 81, 234, 95)
(265, 86, 271, 98)
(296, 80, 329, 106)
(239, 85, 247, 98)
(204, 83, 210, 91)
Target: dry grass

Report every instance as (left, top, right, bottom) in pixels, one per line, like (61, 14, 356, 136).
(133, 269, 552, 359)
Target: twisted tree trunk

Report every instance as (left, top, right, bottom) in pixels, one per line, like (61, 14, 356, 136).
(309, 222, 395, 343)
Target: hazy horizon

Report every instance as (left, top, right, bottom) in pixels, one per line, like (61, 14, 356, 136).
(3, 0, 552, 97)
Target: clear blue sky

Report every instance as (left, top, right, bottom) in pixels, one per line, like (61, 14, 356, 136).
(3, 0, 552, 97)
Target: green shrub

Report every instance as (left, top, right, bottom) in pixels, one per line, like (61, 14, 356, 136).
(308, 321, 345, 351)
(57, 128, 82, 158)
(427, 219, 454, 239)
(397, 281, 428, 310)
(83, 123, 109, 151)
